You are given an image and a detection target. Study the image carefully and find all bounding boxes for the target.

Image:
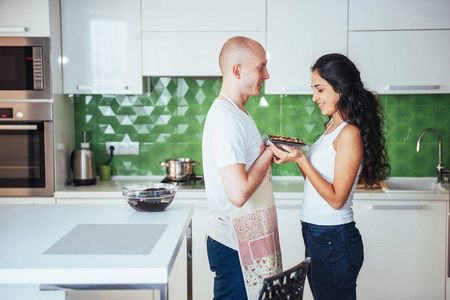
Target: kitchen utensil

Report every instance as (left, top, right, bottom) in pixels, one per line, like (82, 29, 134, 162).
(121, 183, 177, 212)
(71, 131, 96, 186)
(160, 158, 199, 181)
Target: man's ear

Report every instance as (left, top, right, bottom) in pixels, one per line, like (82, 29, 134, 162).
(232, 64, 241, 79)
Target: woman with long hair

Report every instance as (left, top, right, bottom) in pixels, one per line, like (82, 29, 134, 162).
(269, 53, 390, 299)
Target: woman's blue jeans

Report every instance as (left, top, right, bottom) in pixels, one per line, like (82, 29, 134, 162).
(302, 221, 364, 300)
(207, 236, 247, 300)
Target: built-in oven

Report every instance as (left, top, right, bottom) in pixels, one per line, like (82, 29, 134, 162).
(0, 102, 54, 197)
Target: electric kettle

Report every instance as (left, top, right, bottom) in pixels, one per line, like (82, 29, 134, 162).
(71, 131, 96, 186)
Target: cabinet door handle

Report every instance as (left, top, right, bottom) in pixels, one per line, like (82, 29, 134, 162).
(0, 27, 27, 32)
(385, 85, 440, 91)
(77, 85, 129, 91)
(369, 204, 425, 210)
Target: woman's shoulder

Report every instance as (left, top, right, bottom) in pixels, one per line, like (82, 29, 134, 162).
(337, 124, 363, 145)
(341, 123, 360, 134)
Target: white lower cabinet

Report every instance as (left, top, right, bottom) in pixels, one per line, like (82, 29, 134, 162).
(353, 199, 447, 300)
(275, 201, 313, 300)
(173, 200, 214, 300)
(274, 198, 447, 300)
(56, 195, 447, 300)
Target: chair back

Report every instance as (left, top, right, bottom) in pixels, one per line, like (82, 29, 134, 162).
(257, 257, 311, 300)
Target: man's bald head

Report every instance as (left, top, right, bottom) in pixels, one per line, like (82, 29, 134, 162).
(219, 36, 265, 76)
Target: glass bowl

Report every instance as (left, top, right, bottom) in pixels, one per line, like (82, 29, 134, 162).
(121, 183, 177, 212)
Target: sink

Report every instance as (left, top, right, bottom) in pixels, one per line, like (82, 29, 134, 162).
(383, 177, 448, 193)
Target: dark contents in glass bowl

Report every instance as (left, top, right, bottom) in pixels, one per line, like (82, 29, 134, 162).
(122, 183, 177, 212)
(126, 198, 172, 212)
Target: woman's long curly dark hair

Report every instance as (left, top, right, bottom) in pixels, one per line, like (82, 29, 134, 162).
(311, 53, 390, 188)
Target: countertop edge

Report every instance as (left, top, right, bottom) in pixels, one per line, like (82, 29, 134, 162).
(48, 176, 449, 202)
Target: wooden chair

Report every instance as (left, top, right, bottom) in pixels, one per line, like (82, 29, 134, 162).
(257, 257, 311, 300)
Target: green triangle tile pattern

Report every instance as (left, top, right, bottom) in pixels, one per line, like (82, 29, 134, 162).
(383, 94, 450, 177)
(75, 78, 450, 177)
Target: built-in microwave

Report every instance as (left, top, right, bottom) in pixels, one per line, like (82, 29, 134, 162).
(0, 37, 51, 100)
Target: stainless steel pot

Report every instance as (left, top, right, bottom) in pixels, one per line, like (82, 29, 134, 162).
(160, 158, 199, 180)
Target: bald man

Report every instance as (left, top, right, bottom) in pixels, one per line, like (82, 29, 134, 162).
(202, 36, 274, 299)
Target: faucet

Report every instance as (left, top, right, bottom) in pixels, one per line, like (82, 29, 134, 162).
(417, 128, 449, 183)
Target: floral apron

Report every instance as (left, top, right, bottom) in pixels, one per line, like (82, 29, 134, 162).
(231, 166, 283, 299)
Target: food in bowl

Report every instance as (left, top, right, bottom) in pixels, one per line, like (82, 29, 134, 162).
(121, 183, 177, 212)
(269, 134, 306, 144)
(263, 134, 310, 151)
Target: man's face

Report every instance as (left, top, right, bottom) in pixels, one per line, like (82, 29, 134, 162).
(239, 45, 270, 97)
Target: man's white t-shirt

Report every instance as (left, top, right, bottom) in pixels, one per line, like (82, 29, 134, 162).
(202, 99, 262, 251)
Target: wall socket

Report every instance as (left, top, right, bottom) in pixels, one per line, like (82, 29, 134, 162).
(106, 141, 139, 155)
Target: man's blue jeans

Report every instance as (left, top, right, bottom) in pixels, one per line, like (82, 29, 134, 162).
(302, 221, 364, 300)
(207, 236, 247, 300)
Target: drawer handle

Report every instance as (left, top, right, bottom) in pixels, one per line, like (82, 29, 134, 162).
(385, 85, 440, 91)
(0, 26, 27, 32)
(369, 204, 425, 210)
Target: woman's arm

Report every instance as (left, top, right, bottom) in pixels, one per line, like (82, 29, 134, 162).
(219, 146, 273, 207)
(270, 125, 363, 209)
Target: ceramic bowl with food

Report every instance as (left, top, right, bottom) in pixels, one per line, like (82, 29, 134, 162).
(121, 183, 177, 212)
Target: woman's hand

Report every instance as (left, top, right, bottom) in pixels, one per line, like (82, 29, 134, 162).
(268, 142, 304, 164)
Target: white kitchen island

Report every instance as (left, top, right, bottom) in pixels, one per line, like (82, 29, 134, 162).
(0, 203, 193, 300)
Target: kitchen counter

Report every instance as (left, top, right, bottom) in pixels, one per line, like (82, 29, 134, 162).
(2, 177, 448, 300)
(54, 176, 449, 202)
(0, 204, 193, 299)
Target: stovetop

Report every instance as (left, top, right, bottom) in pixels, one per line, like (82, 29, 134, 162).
(160, 174, 205, 189)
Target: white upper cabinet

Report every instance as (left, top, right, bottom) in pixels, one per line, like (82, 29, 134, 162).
(265, 0, 348, 94)
(61, 0, 143, 94)
(142, 32, 265, 77)
(348, 0, 450, 94)
(349, 0, 450, 30)
(0, 0, 50, 36)
(349, 30, 450, 94)
(141, 0, 266, 77)
(141, 0, 265, 32)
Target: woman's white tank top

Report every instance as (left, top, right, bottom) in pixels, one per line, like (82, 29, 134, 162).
(300, 121, 362, 225)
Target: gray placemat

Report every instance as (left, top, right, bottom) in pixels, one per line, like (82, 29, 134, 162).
(43, 224, 168, 255)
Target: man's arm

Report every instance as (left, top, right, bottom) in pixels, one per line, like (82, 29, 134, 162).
(219, 147, 273, 207)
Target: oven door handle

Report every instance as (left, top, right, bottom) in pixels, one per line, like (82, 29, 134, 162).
(0, 125, 38, 131)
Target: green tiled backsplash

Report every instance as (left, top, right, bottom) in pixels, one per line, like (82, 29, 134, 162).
(75, 77, 450, 177)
